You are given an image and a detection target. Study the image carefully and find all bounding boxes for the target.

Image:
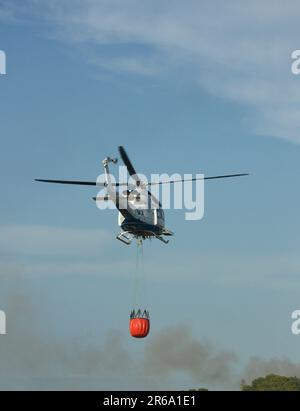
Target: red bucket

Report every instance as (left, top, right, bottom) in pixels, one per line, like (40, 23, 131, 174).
(130, 318, 150, 338)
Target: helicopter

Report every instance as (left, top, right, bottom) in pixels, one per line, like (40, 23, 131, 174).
(35, 146, 248, 245)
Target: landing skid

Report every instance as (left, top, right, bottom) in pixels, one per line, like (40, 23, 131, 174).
(116, 231, 132, 245)
(116, 231, 169, 245)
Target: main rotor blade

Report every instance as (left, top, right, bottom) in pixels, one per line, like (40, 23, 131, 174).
(35, 179, 105, 186)
(35, 173, 249, 187)
(118, 146, 138, 177)
(147, 173, 249, 185)
(35, 179, 137, 188)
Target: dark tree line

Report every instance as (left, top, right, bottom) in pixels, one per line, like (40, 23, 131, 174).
(190, 374, 300, 391)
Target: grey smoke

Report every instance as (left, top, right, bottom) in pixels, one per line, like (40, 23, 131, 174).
(143, 326, 237, 386)
(0, 273, 133, 389)
(1, 269, 300, 390)
(0, 268, 238, 389)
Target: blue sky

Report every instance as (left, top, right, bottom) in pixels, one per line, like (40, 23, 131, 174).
(1, 1, 300, 390)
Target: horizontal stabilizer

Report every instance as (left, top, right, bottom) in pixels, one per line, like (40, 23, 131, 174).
(162, 228, 174, 236)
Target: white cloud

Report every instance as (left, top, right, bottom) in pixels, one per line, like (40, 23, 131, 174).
(145, 252, 300, 289)
(0, 225, 111, 257)
(22, 260, 132, 277)
(0, 225, 135, 277)
(90, 56, 160, 76)
(0, 224, 299, 289)
(4, 0, 300, 142)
